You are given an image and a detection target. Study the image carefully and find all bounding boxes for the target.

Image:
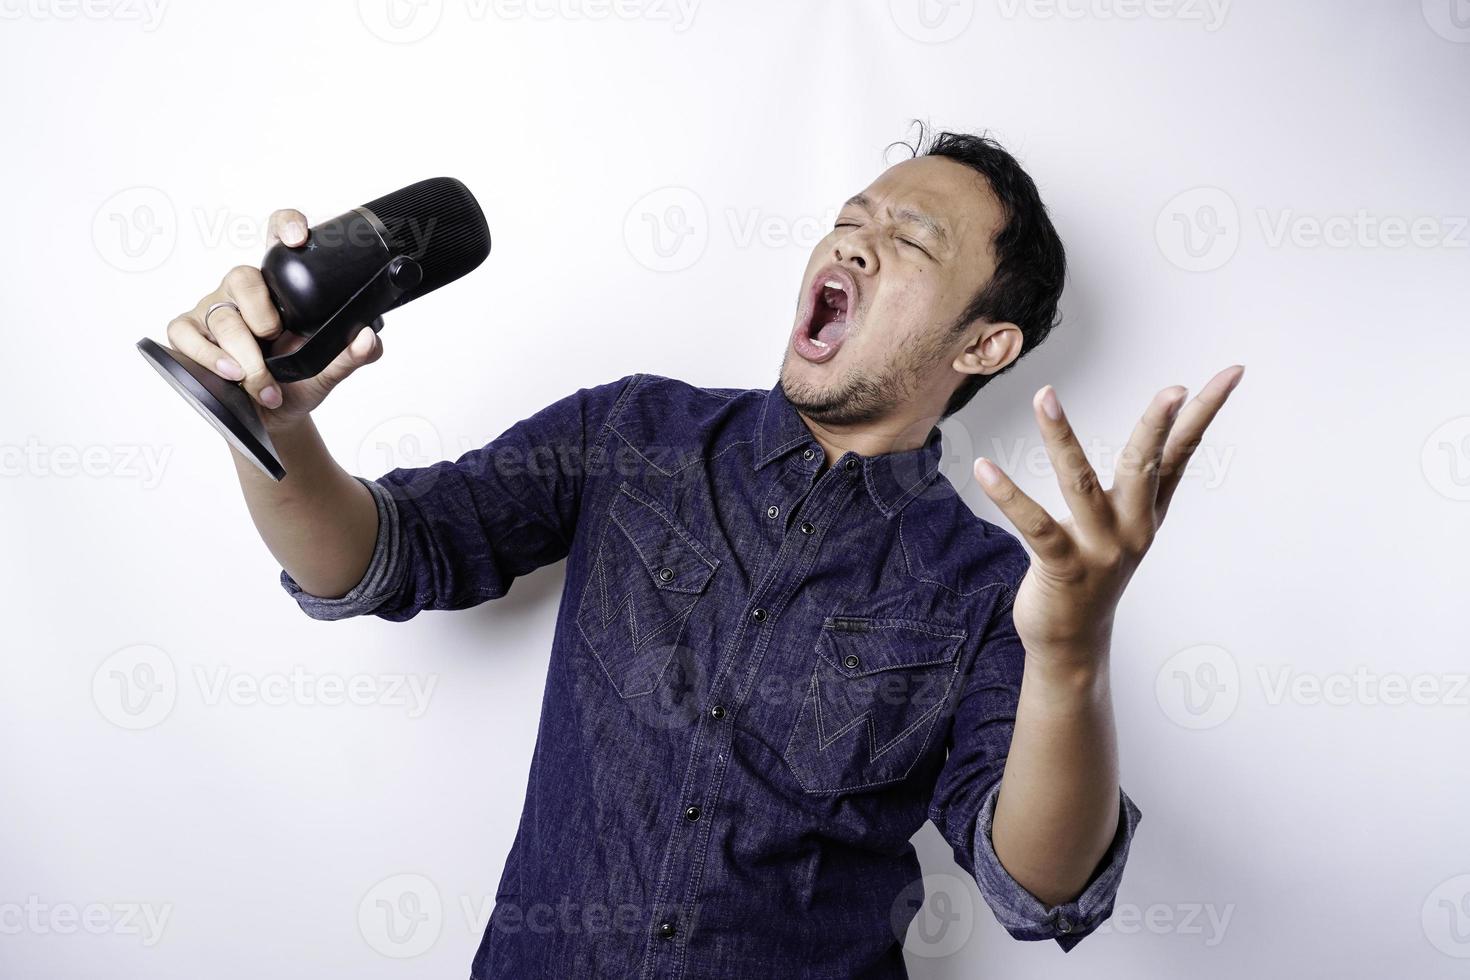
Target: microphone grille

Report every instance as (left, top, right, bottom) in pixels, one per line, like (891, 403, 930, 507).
(361, 177, 491, 303)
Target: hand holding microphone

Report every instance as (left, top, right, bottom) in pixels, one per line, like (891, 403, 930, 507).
(165, 209, 385, 434)
(137, 176, 492, 480)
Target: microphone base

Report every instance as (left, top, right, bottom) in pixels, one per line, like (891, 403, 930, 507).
(136, 337, 285, 482)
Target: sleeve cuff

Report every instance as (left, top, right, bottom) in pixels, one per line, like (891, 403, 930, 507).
(971, 782, 1142, 952)
(278, 476, 404, 621)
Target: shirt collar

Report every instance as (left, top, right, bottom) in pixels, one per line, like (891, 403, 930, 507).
(754, 378, 945, 519)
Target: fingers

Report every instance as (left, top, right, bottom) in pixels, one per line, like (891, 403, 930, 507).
(267, 209, 308, 247)
(166, 313, 244, 382)
(973, 457, 1073, 564)
(198, 300, 281, 408)
(1114, 385, 1188, 533)
(1157, 364, 1245, 520)
(1033, 385, 1112, 539)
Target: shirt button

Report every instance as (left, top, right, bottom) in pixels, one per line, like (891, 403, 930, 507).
(843, 654, 860, 669)
(709, 704, 726, 719)
(799, 521, 814, 534)
(657, 567, 675, 583)
(751, 607, 768, 622)
(844, 457, 858, 473)
(657, 920, 677, 939)
(684, 805, 701, 821)
(766, 505, 780, 519)
(802, 448, 816, 461)
(1056, 914, 1073, 934)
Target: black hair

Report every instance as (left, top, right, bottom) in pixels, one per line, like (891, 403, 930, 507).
(889, 122, 1067, 418)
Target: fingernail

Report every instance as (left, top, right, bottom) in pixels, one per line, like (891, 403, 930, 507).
(1227, 366, 1245, 392)
(216, 357, 244, 381)
(285, 221, 306, 245)
(260, 385, 281, 408)
(975, 457, 1001, 487)
(1040, 386, 1062, 421)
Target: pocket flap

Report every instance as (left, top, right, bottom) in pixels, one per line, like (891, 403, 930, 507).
(816, 617, 967, 677)
(607, 483, 719, 595)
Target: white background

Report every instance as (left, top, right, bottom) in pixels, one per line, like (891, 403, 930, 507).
(2, 1, 1468, 977)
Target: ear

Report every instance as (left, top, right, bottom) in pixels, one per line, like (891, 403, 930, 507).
(951, 320, 1024, 377)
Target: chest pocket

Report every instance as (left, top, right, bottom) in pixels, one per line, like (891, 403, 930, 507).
(576, 481, 719, 699)
(782, 616, 967, 794)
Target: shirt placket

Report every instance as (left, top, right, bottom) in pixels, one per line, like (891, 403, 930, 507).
(635, 446, 868, 980)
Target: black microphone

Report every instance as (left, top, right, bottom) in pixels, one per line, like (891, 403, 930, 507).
(136, 176, 492, 482)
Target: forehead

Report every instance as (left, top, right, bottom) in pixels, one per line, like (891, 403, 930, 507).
(851, 155, 1004, 259)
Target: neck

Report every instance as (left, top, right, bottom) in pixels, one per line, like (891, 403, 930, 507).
(796, 407, 941, 469)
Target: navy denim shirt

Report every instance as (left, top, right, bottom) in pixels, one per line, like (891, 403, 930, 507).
(281, 373, 1141, 979)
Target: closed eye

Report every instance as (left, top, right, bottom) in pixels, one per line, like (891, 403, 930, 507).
(898, 238, 930, 257)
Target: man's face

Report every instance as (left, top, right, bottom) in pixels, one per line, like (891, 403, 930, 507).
(780, 155, 1009, 428)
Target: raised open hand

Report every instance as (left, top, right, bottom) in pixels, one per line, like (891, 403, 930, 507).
(974, 364, 1245, 662)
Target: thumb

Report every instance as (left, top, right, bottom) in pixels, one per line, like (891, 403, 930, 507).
(315, 325, 384, 391)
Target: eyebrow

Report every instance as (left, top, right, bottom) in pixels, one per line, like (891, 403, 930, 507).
(843, 193, 951, 247)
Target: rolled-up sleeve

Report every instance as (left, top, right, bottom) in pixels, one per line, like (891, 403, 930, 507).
(277, 373, 638, 623)
(279, 475, 406, 621)
(928, 542, 1142, 952)
(972, 780, 1142, 950)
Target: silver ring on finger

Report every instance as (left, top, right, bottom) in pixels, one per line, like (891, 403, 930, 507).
(204, 301, 242, 333)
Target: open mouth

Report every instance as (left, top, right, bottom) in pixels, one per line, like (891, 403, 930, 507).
(793, 267, 855, 363)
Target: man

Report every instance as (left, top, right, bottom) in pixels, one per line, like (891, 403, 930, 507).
(166, 126, 1242, 978)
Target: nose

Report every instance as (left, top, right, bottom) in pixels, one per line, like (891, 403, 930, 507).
(834, 232, 876, 275)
